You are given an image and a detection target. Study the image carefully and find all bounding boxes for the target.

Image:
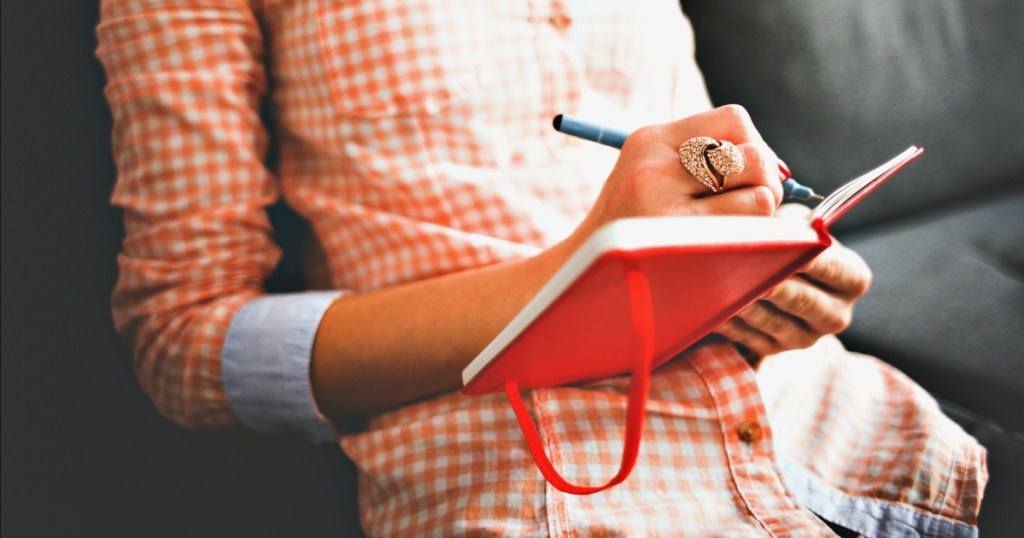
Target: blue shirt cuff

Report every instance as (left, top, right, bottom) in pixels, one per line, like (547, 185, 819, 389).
(222, 291, 343, 443)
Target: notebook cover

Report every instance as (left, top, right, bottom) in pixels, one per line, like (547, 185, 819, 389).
(462, 221, 831, 395)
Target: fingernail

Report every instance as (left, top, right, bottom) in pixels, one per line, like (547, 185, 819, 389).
(777, 160, 792, 179)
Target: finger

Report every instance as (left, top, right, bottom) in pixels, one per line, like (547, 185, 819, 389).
(660, 104, 765, 147)
(799, 244, 872, 297)
(720, 141, 783, 205)
(714, 317, 778, 359)
(775, 202, 812, 219)
(761, 278, 852, 335)
(684, 185, 776, 216)
(736, 300, 820, 351)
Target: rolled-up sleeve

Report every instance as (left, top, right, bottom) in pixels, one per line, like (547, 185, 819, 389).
(222, 291, 342, 442)
(97, 0, 340, 440)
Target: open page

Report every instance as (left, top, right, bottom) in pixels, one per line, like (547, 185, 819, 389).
(811, 146, 923, 226)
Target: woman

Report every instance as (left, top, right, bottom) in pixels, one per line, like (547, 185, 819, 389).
(96, 1, 985, 535)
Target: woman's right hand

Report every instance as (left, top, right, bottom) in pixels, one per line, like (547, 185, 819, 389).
(313, 105, 787, 419)
(569, 105, 784, 248)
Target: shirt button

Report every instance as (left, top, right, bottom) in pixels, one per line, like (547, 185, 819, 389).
(737, 420, 762, 443)
(549, 13, 573, 29)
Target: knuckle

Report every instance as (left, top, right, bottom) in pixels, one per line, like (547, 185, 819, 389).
(764, 283, 786, 303)
(715, 320, 747, 344)
(747, 302, 786, 334)
(818, 257, 841, 284)
(719, 104, 753, 128)
(853, 264, 873, 296)
(818, 307, 850, 334)
(821, 317, 843, 335)
(625, 124, 661, 147)
(831, 309, 853, 333)
(618, 126, 661, 161)
(745, 141, 767, 171)
(716, 318, 738, 333)
(749, 186, 776, 216)
(834, 246, 872, 296)
(762, 308, 789, 335)
(791, 287, 817, 316)
(769, 282, 787, 297)
(794, 332, 821, 349)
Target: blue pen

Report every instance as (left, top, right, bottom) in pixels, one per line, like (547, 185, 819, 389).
(553, 114, 824, 201)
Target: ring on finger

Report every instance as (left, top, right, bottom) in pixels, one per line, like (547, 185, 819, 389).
(678, 137, 746, 193)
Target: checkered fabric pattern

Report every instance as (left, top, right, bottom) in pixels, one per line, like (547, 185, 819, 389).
(343, 338, 986, 536)
(97, 0, 986, 535)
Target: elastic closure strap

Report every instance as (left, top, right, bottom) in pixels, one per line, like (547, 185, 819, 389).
(504, 265, 655, 494)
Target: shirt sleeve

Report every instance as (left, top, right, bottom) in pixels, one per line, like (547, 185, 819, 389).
(222, 291, 342, 442)
(96, 0, 339, 439)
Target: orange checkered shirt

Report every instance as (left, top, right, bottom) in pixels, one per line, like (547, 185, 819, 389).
(97, 1, 986, 536)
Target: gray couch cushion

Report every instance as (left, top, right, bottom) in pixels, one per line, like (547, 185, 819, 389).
(939, 400, 1024, 537)
(683, 0, 1024, 232)
(840, 190, 1024, 432)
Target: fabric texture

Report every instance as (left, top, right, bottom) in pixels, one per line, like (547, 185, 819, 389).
(342, 338, 985, 537)
(97, 0, 987, 535)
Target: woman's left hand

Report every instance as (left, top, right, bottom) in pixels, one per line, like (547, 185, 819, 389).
(714, 206, 872, 359)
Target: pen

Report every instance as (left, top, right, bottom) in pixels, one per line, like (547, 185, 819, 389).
(553, 114, 824, 201)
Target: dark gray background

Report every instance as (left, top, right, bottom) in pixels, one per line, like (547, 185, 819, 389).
(1, 2, 360, 536)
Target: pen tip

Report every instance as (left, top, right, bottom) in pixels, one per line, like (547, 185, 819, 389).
(811, 194, 825, 201)
(552, 115, 563, 130)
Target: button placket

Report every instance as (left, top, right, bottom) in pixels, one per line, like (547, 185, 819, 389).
(689, 344, 807, 535)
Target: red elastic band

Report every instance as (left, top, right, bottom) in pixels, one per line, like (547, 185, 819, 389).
(504, 265, 655, 494)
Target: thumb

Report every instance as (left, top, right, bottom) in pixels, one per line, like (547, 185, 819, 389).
(686, 186, 777, 216)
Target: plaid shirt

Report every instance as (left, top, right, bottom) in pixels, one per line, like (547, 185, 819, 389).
(97, 1, 986, 536)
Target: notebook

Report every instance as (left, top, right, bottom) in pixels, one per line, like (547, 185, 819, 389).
(461, 146, 923, 494)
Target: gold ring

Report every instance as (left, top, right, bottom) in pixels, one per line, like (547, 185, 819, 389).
(678, 137, 745, 193)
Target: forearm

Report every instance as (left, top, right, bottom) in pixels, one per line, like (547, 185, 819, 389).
(311, 235, 580, 419)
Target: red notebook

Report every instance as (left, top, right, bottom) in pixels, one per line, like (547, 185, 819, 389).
(461, 146, 923, 494)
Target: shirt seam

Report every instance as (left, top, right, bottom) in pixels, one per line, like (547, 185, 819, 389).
(690, 346, 779, 538)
